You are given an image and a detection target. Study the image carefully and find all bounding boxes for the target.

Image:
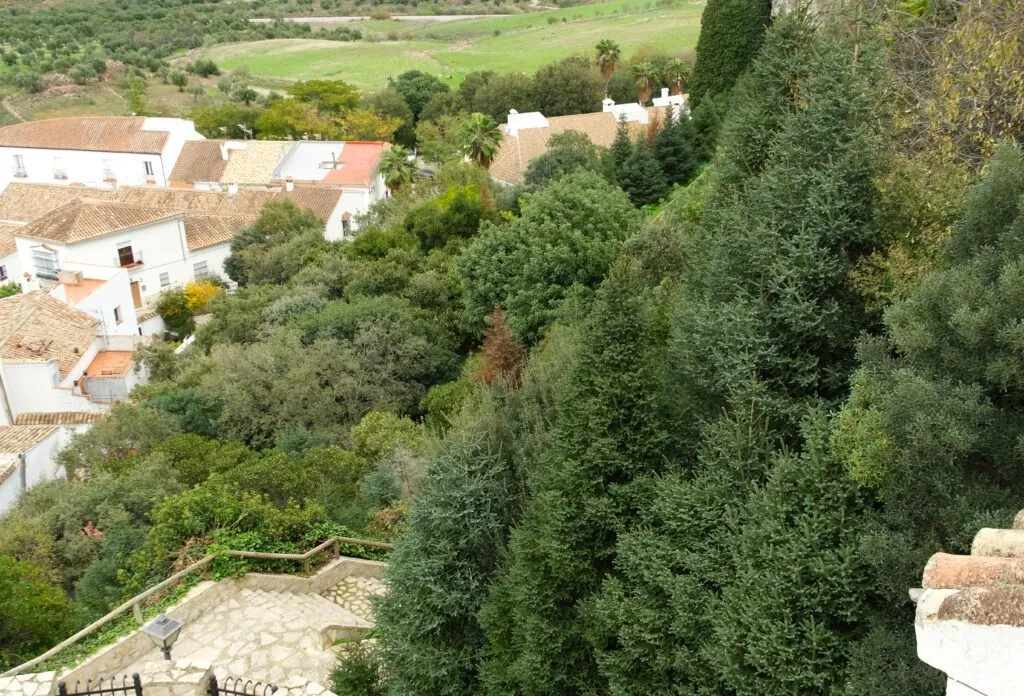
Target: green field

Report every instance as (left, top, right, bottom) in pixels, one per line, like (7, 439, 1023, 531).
(207, 0, 703, 90)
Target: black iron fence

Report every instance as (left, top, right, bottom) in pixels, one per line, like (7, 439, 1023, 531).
(207, 676, 278, 696)
(57, 674, 142, 696)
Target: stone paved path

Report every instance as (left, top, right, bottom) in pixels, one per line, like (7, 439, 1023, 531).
(321, 576, 386, 623)
(123, 588, 368, 694)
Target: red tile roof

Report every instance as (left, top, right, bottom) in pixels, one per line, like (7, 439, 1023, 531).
(0, 117, 168, 154)
(920, 511, 1024, 626)
(322, 142, 389, 187)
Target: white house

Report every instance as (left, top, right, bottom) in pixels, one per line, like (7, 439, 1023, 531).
(0, 116, 204, 192)
(171, 139, 390, 240)
(1, 184, 344, 307)
(0, 223, 23, 288)
(0, 289, 146, 427)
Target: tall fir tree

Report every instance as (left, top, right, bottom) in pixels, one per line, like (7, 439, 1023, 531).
(653, 115, 699, 186)
(477, 265, 674, 695)
(618, 143, 670, 207)
(688, 0, 773, 107)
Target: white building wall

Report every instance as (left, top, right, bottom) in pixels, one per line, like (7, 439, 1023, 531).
(188, 242, 232, 282)
(66, 269, 142, 338)
(0, 431, 69, 515)
(144, 117, 204, 180)
(0, 148, 168, 190)
(0, 351, 106, 424)
(0, 249, 23, 290)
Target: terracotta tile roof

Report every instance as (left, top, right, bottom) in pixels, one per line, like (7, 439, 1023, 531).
(0, 291, 98, 377)
(169, 141, 226, 184)
(116, 186, 341, 221)
(322, 142, 389, 187)
(0, 424, 58, 453)
(13, 411, 104, 426)
(184, 213, 253, 251)
(0, 117, 167, 154)
(15, 199, 180, 244)
(919, 511, 1024, 626)
(0, 224, 18, 258)
(490, 109, 653, 184)
(0, 183, 118, 224)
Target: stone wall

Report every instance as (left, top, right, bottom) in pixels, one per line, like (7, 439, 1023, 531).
(0, 671, 56, 696)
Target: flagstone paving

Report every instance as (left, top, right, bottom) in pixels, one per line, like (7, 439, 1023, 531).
(122, 588, 371, 694)
(321, 576, 386, 623)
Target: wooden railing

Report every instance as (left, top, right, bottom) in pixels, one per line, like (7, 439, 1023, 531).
(1, 536, 393, 678)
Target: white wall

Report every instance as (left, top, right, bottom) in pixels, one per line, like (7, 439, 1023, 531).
(75, 272, 141, 337)
(188, 241, 232, 281)
(0, 339, 108, 422)
(0, 430, 69, 515)
(325, 185, 385, 241)
(144, 117, 204, 181)
(0, 148, 168, 190)
(0, 250, 23, 290)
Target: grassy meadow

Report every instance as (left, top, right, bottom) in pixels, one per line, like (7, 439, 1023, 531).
(206, 0, 703, 90)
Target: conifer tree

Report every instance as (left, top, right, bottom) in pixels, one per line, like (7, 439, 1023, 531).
(689, 0, 773, 107)
(653, 116, 698, 186)
(478, 266, 673, 695)
(618, 143, 669, 207)
(608, 117, 633, 179)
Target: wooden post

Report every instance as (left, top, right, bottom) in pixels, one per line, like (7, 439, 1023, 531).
(333, 539, 340, 559)
(132, 602, 143, 625)
(302, 558, 310, 576)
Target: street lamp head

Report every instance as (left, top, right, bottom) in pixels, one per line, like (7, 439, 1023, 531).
(142, 614, 183, 660)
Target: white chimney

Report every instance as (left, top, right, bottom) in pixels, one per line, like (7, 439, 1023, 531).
(661, 88, 669, 99)
(509, 109, 518, 116)
(220, 142, 230, 161)
(602, 98, 615, 113)
(228, 183, 238, 195)
(285, 178, 294, 192)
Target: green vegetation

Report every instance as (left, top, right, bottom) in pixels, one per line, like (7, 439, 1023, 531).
(207, 0, 703, 89)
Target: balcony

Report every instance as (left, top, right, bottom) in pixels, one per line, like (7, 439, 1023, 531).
(116, 248, 144, 269)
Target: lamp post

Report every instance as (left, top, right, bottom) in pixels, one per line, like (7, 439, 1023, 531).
(142, 614, 183, 660)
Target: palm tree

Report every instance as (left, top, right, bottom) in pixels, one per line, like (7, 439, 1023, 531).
(665, 58, 690, 96)
(595, 39, 622, 97)
(632, 62, 657, 106)
(380, 144, 416, 193)
(460, 112, 503, 169)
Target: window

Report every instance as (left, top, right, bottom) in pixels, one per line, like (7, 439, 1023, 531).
(113, 305, 122, 325)
(193, 261, 209, 278)
(12, 155, 25, 178)
(102, 159, 114, 180)
(0, 265, 7, 281)
(117, 243, 137, 267)
(342, 217, 352, 236)
(32, 247, 59, 280)
(53, 156, 66, 180)
(159, 272, 170, 288)
(144, 161, 155, 177)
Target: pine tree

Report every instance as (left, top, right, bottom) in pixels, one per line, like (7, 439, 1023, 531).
(653, 116, 698, 186)
(371, 393, 530, 696)
(608, 117, 633, 178)
(618, 143, 669, 207)
(689, 0, 773, 107)
(478, 266, 673, 695)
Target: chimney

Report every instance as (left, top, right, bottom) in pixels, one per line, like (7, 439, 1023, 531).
(602, 98, 615, 113)
(661, 88, 669, 99)
(285, 178, 294, 192)
(220, 142, 230, 161)
(228, 183, 239, 195)
(509, 109, 518, 116)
